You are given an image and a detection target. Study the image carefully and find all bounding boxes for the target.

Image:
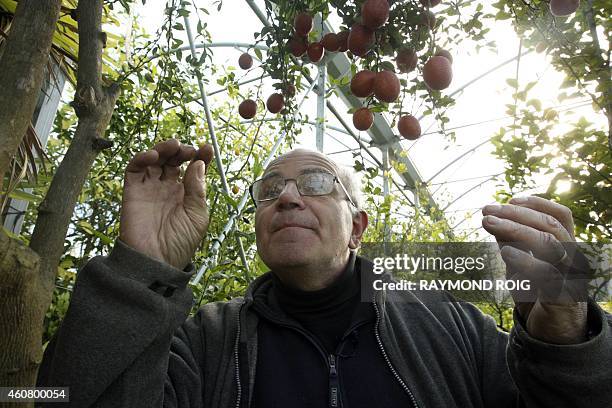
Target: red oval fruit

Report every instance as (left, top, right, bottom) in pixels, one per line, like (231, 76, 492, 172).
(398, 115, 421, 140)
(362, 0, 390, 30)
(238, 99, 257, 119)
(238, 53, 253, 70)
(350, 70, 376, 98)
(288, 36, 308, 57)
(199, 143, 214, 166)
(419, 0, 441, 7)
(423, 56, 453, 90)
(321, 33, 340, 52)
(374, 70, 401, 103)
(348, 24, 375, 57)
(307, 42, 325, 63)
(396, 48, 418, 73)
(420, 10, 436, 30)
(337, 31, 350, 52)
(283, 84, 296, 98)
(266, 93, 285, 114)
(294, 12, 313, 37)
(434, 49, 452, 64)
(549, 0, 580, 16)
(353, 108, 374, 131)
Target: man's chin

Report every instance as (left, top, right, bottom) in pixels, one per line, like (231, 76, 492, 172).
(262, 251, 315, 271)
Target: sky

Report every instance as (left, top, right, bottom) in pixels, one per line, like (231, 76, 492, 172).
(131, 0, 603, 241)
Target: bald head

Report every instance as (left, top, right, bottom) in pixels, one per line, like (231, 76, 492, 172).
(254, 147, 368, 290)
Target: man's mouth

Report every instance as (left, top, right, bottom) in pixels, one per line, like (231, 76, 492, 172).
(274, 223, 312, 232)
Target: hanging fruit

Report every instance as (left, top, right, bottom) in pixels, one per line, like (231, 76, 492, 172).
(307, 42, 325, 63)
(348, 24, 375, 57)
(288, 36, 308, 57)
(361, 0, 390, 30)
(353, 108, 374, 131)
(266, 93, 285, 114)
(374, 70, 401, 103)
(283, 84, 296, 98)
(434, 49, 453, 64)
(321, 33, 340, 52)
(337, 31, 350, 52)
(419, 10, 436, 30)
(398, 115, 421, 140)
(294, 12, 313, 37)
(549, 0, 580, 16)
(238, 99, 257, 120)
(423, 56, 453, 90)
(238, 53, 253, 70)
(396, 48, 418, 73)
(350, 70, 376, 98)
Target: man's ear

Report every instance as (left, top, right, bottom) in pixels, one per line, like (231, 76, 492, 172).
(349, 211, 368, 249)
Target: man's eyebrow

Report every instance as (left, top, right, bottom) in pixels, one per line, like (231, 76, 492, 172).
(261, 171, 280, 180)
(300, 167, 333, 175)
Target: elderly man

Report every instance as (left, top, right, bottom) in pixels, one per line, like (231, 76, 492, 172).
(38, 139, 611, 407)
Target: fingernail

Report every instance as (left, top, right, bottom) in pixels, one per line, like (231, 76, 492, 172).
(485, 204, 502, 214)
(511, 196, 528, 204)
(485, 215, 499, 225)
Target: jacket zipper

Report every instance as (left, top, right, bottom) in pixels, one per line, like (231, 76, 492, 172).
(372, 300, 420, 408)
(328, 354, 339, 407)
(234, 304, 243, 408)
(252, 310, 369, 408)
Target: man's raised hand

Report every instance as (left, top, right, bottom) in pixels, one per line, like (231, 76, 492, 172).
(119, 139, 214, 270)
(482, 196, 589, 344)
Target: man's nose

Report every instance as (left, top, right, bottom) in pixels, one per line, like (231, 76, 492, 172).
(275, 180, 305, 209)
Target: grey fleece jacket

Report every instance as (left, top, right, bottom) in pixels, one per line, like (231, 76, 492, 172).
(38, 239, 612, 407)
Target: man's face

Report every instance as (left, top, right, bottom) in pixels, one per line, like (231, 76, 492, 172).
(255, 150, 356, 272)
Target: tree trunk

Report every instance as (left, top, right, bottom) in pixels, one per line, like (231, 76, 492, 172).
(0, 0, 120, 403)
(29, 0, 120, 321)
(0, 0, 61, 185)
(0, 0, 61, 399)
(0, 231, 41, 400)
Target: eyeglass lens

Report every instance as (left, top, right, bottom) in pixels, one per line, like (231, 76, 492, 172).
(254, 172, 335, 201)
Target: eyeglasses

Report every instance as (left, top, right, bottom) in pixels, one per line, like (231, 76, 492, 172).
(249, 170, 357, 208)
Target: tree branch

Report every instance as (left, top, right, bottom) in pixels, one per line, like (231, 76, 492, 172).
(30, 0, 121, 300)
(0, 0, 62, 188)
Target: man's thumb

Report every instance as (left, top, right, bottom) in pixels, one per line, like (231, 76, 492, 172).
(184, 160, 207, 200)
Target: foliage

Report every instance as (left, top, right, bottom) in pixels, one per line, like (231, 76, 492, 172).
(487, 0, 611, 244)
(16, 0, 610, 341)
(253, 0, 494, 140)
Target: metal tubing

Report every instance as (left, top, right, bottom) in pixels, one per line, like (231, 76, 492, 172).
(183, 14, 251, 282)
(192, 79, 318, 284)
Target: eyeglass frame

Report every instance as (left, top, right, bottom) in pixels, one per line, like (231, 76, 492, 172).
(248, 170, 358, 209)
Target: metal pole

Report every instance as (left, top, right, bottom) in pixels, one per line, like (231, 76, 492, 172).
(316, 64, 326, 152)
(192, 79, 318, 285)
(382, 146, 390, 248)
(315, 12, 326, 152)
(183, 14, 251, 281)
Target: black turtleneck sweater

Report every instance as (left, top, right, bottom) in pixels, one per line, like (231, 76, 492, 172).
(271, 253, 361, 353)
(251, 254, 414, 408)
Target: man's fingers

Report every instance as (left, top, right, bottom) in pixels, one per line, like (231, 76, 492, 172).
(502, 245, 588, 305)
(501, 246, 565, 303)
(184, 160, 207, 200)
(126, 149, 159, 173)
(482, 203, 572, 242)
(508, 195, 575, 240)
(165, 145, 196, 167)
(482, 216, 566, 264)
(152, 139, 181, 166)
